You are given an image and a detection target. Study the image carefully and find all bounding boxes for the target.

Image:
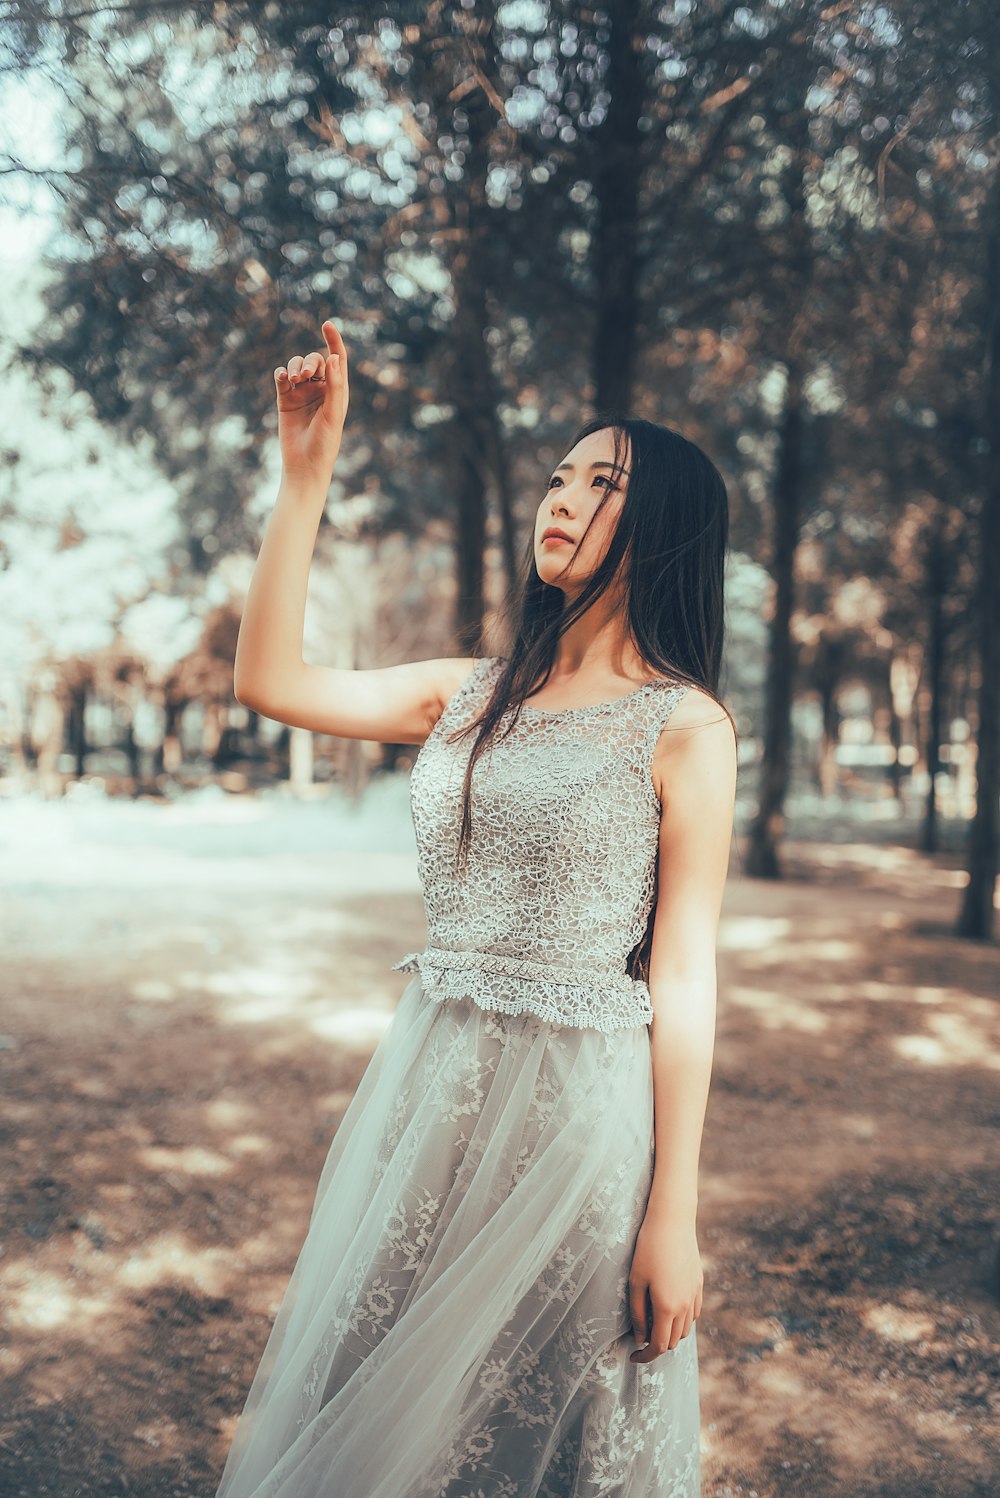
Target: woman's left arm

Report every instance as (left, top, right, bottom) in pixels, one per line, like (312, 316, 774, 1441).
(629, 693, 738, 1365)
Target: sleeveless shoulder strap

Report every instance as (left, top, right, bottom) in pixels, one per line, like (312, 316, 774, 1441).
(634, 678, 690, 767)
(647, 677, 689, 728)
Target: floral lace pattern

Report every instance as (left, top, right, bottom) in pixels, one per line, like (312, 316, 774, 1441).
(213, 658, 702, 1498)
(393, 656, 689, 1032)
(219, 987, 700, 1498)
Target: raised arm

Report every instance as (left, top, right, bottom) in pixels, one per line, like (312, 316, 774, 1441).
(232, 317, 474, 744)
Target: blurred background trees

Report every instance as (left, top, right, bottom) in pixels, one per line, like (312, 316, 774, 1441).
(0, 0, 997, 936)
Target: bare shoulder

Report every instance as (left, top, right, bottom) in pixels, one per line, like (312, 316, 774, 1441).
(651, 681, 738, 806)
(658, 681, 731, 736)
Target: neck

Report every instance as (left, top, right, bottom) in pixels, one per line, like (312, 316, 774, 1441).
(547, 588, 645, 683)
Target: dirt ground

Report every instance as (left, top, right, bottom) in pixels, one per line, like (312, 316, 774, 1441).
(0, 790, 998, 1497)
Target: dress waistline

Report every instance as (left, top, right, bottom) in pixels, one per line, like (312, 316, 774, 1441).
(390, 945, 654, 1033)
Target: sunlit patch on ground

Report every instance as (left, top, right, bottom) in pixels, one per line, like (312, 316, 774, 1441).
(136, 1144, 235, 1176)
(863, 1303, 937, 1343)
(893, 1005, 1000, 1069)
(723, 983, 830, 1032)
(1, 1270, 114, 1331)
(717, 915, 794, 951)
(0, 804, 997, 1496)
(117, 1233, 235, 1295)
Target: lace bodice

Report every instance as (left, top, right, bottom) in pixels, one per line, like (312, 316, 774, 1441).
(392, 655, 689, 1033)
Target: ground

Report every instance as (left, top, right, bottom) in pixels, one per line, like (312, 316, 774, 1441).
(0, 781, 997, 1497)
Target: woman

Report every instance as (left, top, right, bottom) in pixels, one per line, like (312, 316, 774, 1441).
(216, 319, 737, 1497)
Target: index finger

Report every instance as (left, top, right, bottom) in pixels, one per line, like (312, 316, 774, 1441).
(321, 319, 346, 355)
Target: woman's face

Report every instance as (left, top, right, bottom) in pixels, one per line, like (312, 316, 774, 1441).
(533, 427, 630, 594)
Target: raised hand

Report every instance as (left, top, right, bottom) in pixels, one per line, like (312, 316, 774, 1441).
(274, 319, 350, 484)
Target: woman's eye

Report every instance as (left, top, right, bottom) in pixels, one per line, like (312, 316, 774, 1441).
(545, 474, 615, 490)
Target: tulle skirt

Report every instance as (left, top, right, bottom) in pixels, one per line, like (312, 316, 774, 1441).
(214, 973, 701, 1498)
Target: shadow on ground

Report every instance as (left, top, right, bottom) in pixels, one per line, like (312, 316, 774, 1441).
(0, 813, 997, 1497)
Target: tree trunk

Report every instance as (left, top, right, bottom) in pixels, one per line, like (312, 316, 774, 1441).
(745, 365, 804, 878)
(814, 632, 845, 799)
(66, 679, 88, 780)
(149, 685, 166, 779)
(123, 716, 141, 791)
(744, 96, 813, 880)
(445, 90, 494, 654)
(163, 696, 186, 775)
(920, 515, 948, 854)
(886, 683, 903, 804)
(486, 393, 520, 602)
(591, 0, 643, 415)
(451, 371, 488, 652)
(957, 175, 1000, 938)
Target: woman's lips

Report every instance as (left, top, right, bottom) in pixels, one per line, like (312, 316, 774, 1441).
(542, 535, 571, 545)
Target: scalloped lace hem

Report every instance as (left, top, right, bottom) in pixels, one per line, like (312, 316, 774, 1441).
(391, 947, 653, 1033)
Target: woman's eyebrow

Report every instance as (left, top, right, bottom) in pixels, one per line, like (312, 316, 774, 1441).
(552, 461, 630, 474)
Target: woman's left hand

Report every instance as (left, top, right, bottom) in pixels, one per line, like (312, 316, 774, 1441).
(628, 1208, 704, 1363)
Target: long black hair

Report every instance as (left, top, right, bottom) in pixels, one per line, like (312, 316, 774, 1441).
(447, 414, 736, 935)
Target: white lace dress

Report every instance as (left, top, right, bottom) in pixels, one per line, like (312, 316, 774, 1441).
(214, 655, 701, 1498)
